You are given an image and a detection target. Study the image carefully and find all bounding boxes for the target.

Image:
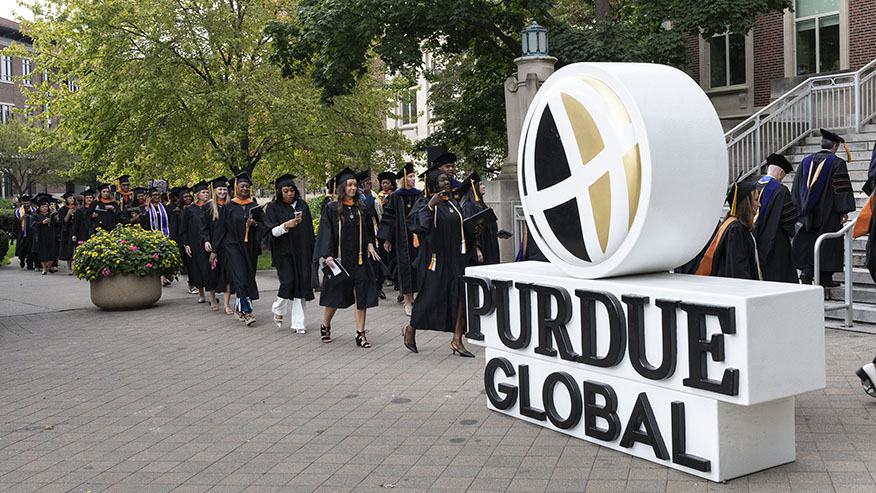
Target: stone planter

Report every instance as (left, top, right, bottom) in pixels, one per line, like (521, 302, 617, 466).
(90, 273, 161, 310)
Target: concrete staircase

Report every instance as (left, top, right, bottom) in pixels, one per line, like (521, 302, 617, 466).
(781, 124, 876, 323)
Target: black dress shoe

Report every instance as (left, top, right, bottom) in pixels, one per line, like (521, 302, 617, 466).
(377, 290, 386, 299)
(450, 343, 475, 358)
(402, 326, 418, 354)
(396, 295, 404, 304)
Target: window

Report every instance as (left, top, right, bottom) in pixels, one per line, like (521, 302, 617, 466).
(22, 59, 31, 85)
(0, 56, 12, 82)
(67, 78, 79, 92)
(709, 33, 746, 88)
(795, 0, 840, 75)
(1, 104, 13, 123)
(399, 88, 417, 126)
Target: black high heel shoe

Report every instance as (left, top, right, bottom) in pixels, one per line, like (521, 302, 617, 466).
(402, 326, 418, 353)
(450, 342, 474, 358)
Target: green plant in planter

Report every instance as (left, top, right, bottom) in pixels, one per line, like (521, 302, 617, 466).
(72, 226, 183, 281)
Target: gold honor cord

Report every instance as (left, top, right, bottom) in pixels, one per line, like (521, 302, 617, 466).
(471, 180, 479, 202)
(807, 160, 826, 191)
(730, 183, 738, 217)
(447, 200, 467, 254)
(336, 206, 364, 265)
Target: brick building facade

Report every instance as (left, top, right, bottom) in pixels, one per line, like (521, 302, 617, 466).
(689, 0, 876, 131)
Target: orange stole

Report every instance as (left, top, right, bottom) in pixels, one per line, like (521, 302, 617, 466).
(695, 217, 738, 276)
(854, 193, 874, 239)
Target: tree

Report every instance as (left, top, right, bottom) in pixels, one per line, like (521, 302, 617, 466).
(8, 0, 409, 186)
(0, 120, 76, 196)
(267, 0, 791, 175)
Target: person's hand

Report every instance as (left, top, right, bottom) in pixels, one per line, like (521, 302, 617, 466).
(497, 229, 512, 239)
(476, 248, 483, 264)
(841, 213, 848, 224)
(383, 240, 391, 252)
(91, 212, 98, 218)
(204, 242, 212, 252)
(246, 217, 257, 227)
(105, 205, 114, 211)
(368, 243, 381, 261)
(42, 218, 49, 225)
(71, 236, 77, 243)
(325, 256, 336, 268)
(130, 214, 139, 223)
(428, 193, 443, 209)
(474, 224, 484, 235)
(184, 245, 192, 257)
(209, 252, 217, 265)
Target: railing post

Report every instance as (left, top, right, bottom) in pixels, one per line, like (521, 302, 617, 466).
(845, 227, 853, 327)
(754, 116, 761, 170)
(855, 72, 862, 133)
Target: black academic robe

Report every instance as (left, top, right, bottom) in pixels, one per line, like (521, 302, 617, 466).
(30, 212, 58, 262)
(680, 218, 760, 280)
(88, 199, 120, 232)
(377, 189, 422, 294)
(213, 199, 262, 300)
(314, 201, 378, 309)
(200, 201, 233, 293)
(170, 204, 189, 276)
(13, 206, 35, 261)
(263, 199, 315, 301)
(57, 205, 76, 260)
(791, 151, 856, 274)
(462, 199, 500, 266)
(179, 202, 210, 289)
(408, 196, 475, 332)
(70, 206, 93, 245)
(754, 178, 798, 283)
(115, 191, 136, 215)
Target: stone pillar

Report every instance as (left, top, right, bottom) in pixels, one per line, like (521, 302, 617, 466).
(486, 55, 557, 262)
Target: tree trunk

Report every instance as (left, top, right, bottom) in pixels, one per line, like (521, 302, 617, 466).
(595, 0, 610, 22)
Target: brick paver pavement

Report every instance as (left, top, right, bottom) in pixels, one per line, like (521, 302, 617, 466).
(2, 265, 876, 492)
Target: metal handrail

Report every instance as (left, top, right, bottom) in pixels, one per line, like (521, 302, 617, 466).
(725, 58, 876, 183)
(814, 213, 858, 327)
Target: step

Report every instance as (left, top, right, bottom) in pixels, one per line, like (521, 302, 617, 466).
(825, 284, 876, 303)
(825, 302, 876, 324)
(795, 141, 872, 153)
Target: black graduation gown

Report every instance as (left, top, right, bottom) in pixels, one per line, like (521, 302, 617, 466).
(792, 151, 856, 273)
(57, 205, 76, 260)
(754, 179, 798, 283)
(88, 199, 120, 232)
(377, 189, 421, 294)
(462, 199, 500, 266)
(408, 196, 474, 332)
(14, 206, 35, 260)
(201, 201, 233, 293)
(213, 199, 262, 300)
(680, 218, 759, 280)
(30, 212, 58, 262)
(314, 202, 378, 309)
(70, 206, 93, 245)
(116, 191, 136, 220)
(179, 202, 210, 289)
(263, 199, 315, 301)
(170, 204, 189, 276)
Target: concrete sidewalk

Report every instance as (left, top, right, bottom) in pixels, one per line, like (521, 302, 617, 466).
(1, 264, 876, 492)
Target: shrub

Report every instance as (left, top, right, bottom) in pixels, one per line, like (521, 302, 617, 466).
(72, 226, 183, 281)
(0, 209, 16, 238)
(0, 231, 9, 265)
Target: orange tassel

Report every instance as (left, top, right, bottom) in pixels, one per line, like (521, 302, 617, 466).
(413, 233, 419, 248)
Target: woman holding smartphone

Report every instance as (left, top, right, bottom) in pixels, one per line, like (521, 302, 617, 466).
(263, 174, 314, 332)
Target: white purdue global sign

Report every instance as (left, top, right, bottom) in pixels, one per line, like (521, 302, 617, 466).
(464, 63, 825, 481)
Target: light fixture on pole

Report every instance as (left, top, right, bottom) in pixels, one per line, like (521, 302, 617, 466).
(521, 22, 548, 57)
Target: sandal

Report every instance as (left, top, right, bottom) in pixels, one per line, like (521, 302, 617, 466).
(320, 323, 332, 343)
(355, 330, 371, 348)
(224, 306, 234, 316)
(273, 315, 283, 329)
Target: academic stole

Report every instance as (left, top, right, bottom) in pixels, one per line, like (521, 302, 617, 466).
(16, 206, 34, 236)
(148, 203, 170, 236)
(695, 217, 738, 276)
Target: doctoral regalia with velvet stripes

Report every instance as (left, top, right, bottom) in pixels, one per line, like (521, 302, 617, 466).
(755, 176, 798, 283)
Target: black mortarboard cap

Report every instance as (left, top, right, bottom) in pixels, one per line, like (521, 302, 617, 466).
(396, 162, 414, 179)
(97, 183, 111, 192)
(233, 171, 252, 186)
(356, 169, 371, 182)
(19, 194, 31, 202)
(192, 181, 209, 193)
(427, 145, 456, 165)
(820, 128, 845, 143)
(275, 173, 296, 189)
(176, 187, 191, 199)
(726, 181, 757, 215)
(81, 189, 96, 197)
(766, 153, 793, 173)
(117, 174, 131, 184)
(132, 186, 147, 195)
(454, 171, 482, 196)
(147, 186, 159, 194)
(377, 171, 396, 183)
(35, 193, 53, 205)
(211, 176, 229, 189)
(62, 191, 75, 199)
(334, 167, 357, 186)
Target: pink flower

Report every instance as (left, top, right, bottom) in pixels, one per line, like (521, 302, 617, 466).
(152, 253, 159, 259)
(146, 263, 152, 268)
(77, 241, 84, 245)
(130, 246, 138, 251)
(101, 268, 111, 276)
(119, 240, 126, 244)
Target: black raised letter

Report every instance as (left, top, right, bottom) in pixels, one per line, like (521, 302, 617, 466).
(464, 276, 494, 341)
(576, 289, 626, 368)
(542, 372, 582, 430)
(671, 401, 711, 472)
(620, 392, 669, 460)
(532, 284, 579, 361)
(679, 302, 740, 396)
(583, 381, 621, 442)
(519, 365, 546, 421)
(623, 295, 678, 380)
(484, 357, 517, 410)
(494, 280, 532, 350)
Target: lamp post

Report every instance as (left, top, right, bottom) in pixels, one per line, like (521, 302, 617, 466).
(486, 21, 558, 262)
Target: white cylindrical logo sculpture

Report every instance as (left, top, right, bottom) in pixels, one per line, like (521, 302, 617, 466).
(518, 62, 727, 279)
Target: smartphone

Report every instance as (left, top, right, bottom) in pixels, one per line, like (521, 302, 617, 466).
(295, 211, 303, 219)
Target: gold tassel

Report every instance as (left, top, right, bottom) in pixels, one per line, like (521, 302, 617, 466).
(244, 223, 249, 242)
(412, 233, 419, 248)
(428, 254, 436, 271)
(358, 252, 362, 265)
(844, 142, 851, 162)
(730, 183, 738, 217)
(471, 179, 479, 202)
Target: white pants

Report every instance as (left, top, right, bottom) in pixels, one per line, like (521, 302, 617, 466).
(272, 297, 306, 329)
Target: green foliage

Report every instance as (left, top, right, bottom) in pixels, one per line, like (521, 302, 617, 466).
(8, 0, 409, 187)
(72, 226, 183, 281)
(0, 231, 9, 266)
(0, 121, 78, 196)
(0, 209, 15, 238)
(269, 0, 791, 175)
(257, 249, 273, 270)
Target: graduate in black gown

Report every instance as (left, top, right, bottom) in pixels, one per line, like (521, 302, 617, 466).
(180, 181, 212, 303)
(140, 187, 174, 286)
(791, 128, 857, 286)
(357, 169, 386, 299)
(30, 194, 59, 275)
(427, 145, 462, 196)
(376, 171, 396, 298)
(213, 172, 263, 325)
(314, 167, 381, 347)
(402, 166, 477, 357)
(71, 189, 95, 249)
(681, 181, 762, 280)
(57, 192, 77, 272)
(13, 194, 36, 270)
(457, 171, 505, 266)
(755, 154, 799, 283)
(204, 176, 234, 313)
(174, 187, 195, 292)
(377, 162, 421, 315)
(263, 174, 314, 332)
(88, 184, 120, 233)
(114, 174, 136, 217)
